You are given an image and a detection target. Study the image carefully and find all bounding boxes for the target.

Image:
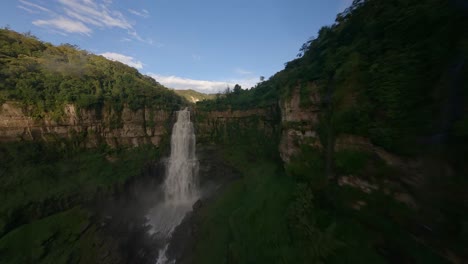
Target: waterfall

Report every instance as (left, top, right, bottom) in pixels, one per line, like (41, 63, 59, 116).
(147, 108, 199, 264)
(163, 109, 198, 204)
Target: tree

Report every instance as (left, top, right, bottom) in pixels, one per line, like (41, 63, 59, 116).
(233, 84, 242, 94)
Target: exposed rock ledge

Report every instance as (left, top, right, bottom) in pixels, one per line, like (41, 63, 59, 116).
(0, 102, 170, 148)
(279, 84, 321, 163)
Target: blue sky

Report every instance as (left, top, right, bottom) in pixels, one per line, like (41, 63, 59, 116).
(1, 0, 353, 93)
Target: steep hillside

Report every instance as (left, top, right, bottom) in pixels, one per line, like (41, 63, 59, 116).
(0, 29, 183, 116)
(193, 0, 468, 263)
(0, 28, 186, 147)
(0, 29, 183, 263)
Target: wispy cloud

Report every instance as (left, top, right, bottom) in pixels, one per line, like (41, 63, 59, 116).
(128, 9, 149, 18)
(148, 74, 259, 93)
(17, 5, 38, 14)
(19, 0, 151, 43)
(19, 0, 52, 13)
(33, 16, 92, 35)
(100, 52, 143, 69)
(149, 74, 229, 93)
(127, 30, 156, 45)
(58, 0, 132, 29)
(192, 54, 201, 61)
(235, 68, 252, 75)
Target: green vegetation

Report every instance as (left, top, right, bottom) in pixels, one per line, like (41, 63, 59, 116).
(198, 0, 468, 154)
(0, 28, 177, 250)
(0, 207, 118, 264)
(193, 0, 467, 263)
(0, 28, 184, 118)
(287, 0, 468, 155)
(192, 126, 341, 263)
(1, 0, 467, 262)
(193, 143, 449, 263)
(195, 113, 280, 150)
(0, 141, 161, 237)
(193, 145, 295, 263)
(173, 89, 215, 102)
(0, 27, 179, 264)
(283, 145, 447, 263)
(334, 150, 370, 175)
(196, 82, 278, 111)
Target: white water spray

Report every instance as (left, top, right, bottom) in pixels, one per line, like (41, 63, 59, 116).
(147, 108, 199, 264)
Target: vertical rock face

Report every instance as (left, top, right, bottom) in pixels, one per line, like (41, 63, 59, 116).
(194, 106, 279, 145)
(0, 102, 170, 148)
(279, 84, 322, 163)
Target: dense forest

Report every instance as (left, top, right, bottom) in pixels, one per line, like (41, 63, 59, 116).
(194, 0, 468, 263)
(201, 0, 468, 154)
(0, 29, 184, 118)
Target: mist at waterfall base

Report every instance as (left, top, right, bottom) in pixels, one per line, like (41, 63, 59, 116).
(147, 109, 200, 264)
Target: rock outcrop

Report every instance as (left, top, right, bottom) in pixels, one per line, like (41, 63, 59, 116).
(194, 106, 279, 144)
(0, 102, 171, 148)
(279, 84, 322, 162)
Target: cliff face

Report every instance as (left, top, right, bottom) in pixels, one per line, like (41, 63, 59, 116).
(279, 84, 322, 162)
(194, 106, 279, 146)
(0, 102, 171, 148)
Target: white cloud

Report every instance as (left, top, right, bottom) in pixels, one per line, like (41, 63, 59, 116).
(17, 5, 38, 14)
(18, 0, 52, 13)
(64, 9, 102, 27)
(235, 68, 252, 75)
(100, 52, 143, 69)
(128, 9, 149, 18)
(19, 0, 151, 43)
(148, 74, 259, 93)
(58, 0, 132, 29)
(227, 77, 259, 90)
(127, 30, 156, 45)
(33, 16, 92, 35)
(192, 54, 201, 61)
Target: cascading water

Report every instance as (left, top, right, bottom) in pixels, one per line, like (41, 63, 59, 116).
(147, 108, 199, 264)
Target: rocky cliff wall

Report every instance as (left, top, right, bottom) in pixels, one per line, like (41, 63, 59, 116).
(279, 84, 322, 162)
(0, 102, 171, 148)
(194, 106, 279, 146)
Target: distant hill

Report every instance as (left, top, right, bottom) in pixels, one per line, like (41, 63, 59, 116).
(173, 89, 215, 103)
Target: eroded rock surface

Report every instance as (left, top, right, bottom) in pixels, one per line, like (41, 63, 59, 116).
(0, 102, 170, 148)
(279, 84, 322, 162)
